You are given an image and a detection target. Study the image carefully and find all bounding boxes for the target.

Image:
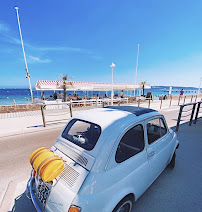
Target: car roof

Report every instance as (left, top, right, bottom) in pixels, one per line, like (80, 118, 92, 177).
(105, 106, 156, 116)
(72, 106, 159, 129)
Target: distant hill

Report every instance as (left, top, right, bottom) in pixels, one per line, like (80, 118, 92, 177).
(151, 86, 198, 90)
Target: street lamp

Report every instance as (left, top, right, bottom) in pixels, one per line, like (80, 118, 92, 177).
(110, 62, 116, 105)
(15, 7, 33, 102)
(134, 44, 140, 96)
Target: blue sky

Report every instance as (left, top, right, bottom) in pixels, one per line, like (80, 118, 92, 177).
(0, 0, 202, 88)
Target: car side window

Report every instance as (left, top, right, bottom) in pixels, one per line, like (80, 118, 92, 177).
(115, 124, 145, 163)
(159, 118, 167, 137)
(147, 118, 167, 145)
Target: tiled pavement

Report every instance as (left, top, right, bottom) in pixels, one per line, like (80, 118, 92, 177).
(0, 110, 41, 119)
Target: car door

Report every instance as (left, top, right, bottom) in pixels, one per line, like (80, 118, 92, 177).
(145, 116, 171, 184)
(113, 122, 151, 198)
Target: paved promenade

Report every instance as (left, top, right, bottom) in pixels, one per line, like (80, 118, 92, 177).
(1, 96, 199, 136)
(0, 98, 201, 211)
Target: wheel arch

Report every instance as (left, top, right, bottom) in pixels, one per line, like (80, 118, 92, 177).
(168, 135, 179, 163)
(111, 193, 135, 212)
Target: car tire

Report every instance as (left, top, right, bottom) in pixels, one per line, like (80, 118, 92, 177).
(113, 196, 133, 212)
(169, 151, 176, 168)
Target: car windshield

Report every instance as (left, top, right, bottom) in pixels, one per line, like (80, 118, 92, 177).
(62, 119, 101, 151)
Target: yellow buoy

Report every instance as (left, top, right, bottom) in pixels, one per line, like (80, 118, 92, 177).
(29, 147, 64, 182)
(32, 151, 55, 170)
(41, 159, 64, 182)
(29, 147, 49, 164)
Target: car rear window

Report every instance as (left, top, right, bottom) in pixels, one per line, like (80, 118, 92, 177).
(62, 119, 101, 151)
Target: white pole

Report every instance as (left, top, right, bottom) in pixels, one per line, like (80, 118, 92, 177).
(110, 62, 115, 105)
(134, 44, 140, 96)
(198, 77, 202, 95)
(111, 68, 113, 105)
(15, 7, 33, 102)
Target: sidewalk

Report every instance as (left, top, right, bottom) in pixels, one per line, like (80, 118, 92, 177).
(0, 107, 80, 137)
(0, 97, 197, 137)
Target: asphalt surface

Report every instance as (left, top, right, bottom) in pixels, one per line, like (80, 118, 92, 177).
(134, 122, 202, 212)
(0, 127, 62, 211)
(0, 108, 201, 212)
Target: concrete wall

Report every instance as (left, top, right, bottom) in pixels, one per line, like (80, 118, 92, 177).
(0, 104, 41, 113)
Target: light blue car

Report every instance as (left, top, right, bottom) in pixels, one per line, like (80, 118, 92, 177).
(26, 106, 179, 212)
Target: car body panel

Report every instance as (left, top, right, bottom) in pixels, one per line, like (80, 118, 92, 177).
(26, 106, 179, 212)
(144, 116, 173, 183)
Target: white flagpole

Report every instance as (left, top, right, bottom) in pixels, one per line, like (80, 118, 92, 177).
(134, 44, 140, 96)
(110, 62, 116, 105)
(15, 7, 33, 102)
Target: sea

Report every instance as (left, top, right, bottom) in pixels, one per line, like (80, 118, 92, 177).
(0, 86, 201, 105)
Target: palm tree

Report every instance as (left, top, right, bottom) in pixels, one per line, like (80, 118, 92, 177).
(140, 81, 146, 96)
(61, 75, 72, 102)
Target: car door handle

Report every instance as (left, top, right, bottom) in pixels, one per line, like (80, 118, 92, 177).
(148, 151, 156, 157)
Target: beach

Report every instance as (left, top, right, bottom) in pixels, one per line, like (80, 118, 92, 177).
(0, 86, 201, 105)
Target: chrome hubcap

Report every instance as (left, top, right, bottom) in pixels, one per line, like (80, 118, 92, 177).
(117, 201, 132, 212)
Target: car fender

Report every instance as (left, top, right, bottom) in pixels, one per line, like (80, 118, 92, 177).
(72, 184, 135, 212)
(103, 189, 135, 212)
(172, 132, 179, 151)
(168, 132, 179, 162)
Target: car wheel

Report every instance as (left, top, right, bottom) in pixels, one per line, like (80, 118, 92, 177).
(113, 196, 133, 212)
(169, 151, 176, 168)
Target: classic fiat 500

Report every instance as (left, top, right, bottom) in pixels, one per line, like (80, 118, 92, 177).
(26, 106, 179, 212)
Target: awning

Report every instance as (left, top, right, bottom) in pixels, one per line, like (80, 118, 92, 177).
(35, 80, 151, 91)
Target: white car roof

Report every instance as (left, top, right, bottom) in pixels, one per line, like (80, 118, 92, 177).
(57, 106, 161, 169)
(72, 106, 159, 129)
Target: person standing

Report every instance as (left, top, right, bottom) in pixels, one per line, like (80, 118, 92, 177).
(41, 91, 45, 100)
(58, 91, 63, 99)
(180, 89, 184, 96)
(120, 90, 123, 98)
(53, 92, 57, 100)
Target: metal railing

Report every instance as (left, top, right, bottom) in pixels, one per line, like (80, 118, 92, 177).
(38, 96, 201, 128)
(194, 101, 202, 124)
(39, 98, 128, 127)
(176, 101, 201, 131)
(136, 95, 201, 109)
(40, 102, 72, 127)
(178, 95, 199, 105)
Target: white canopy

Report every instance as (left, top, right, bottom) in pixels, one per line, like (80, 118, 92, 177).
(35, 80, 151, 91)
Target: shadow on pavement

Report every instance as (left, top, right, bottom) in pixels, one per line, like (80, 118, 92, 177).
(10, 192, 36, 212)
(133, 121, 202, 212)
(27, 121, 66, 128)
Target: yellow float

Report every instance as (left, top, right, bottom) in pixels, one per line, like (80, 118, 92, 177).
(29, 147, 64, 182)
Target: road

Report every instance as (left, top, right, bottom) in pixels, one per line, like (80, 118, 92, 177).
(0, 127, 63, 211)
(0, 107, 202, 211)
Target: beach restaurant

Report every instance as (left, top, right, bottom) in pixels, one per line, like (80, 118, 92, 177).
(34, 80, 151, 106)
